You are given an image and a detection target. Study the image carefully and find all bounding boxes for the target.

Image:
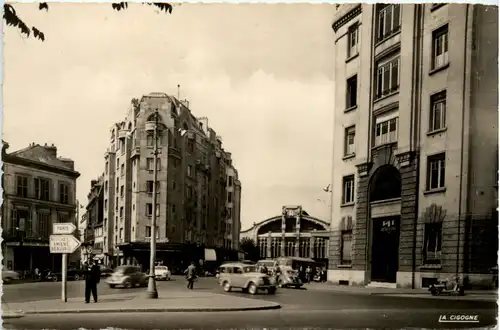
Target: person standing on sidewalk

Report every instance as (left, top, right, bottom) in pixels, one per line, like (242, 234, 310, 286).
(185, 261, 197, 290)
(85, 261, 101, 303)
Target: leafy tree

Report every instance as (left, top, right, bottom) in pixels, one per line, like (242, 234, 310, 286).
(3, 2, 173, 42)
(240, 237, 260, 262)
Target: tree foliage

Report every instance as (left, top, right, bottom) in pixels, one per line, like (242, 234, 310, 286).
(3, 2, 173, 42)
(240, 237, 260, 262)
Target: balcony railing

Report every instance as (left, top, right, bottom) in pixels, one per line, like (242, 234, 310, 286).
(3, 228, 50, 240)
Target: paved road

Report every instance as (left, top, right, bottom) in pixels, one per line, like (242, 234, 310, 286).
(4, 277, 497, 329)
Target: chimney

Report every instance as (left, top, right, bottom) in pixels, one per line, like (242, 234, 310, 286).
(42, 144, 57, 157)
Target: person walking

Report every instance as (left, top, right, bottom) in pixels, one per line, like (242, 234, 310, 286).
(85, 261, 101, 303)
(184, 261, 197, 290)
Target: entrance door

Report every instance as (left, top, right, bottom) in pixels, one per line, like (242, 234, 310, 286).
(371, 216, 400, 283)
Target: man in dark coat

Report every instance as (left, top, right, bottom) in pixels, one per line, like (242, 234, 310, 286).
(85, 261, 101, 303)
(184, 261, 197, 290)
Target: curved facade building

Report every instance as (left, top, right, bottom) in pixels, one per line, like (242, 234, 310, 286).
(240, 205, 330, 262)
(329, 4, 498, 289)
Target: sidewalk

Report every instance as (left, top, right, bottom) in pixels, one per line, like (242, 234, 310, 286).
(2, 291, 281, 316)
(305, 282, 498, 302)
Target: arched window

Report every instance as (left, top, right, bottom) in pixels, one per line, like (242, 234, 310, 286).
(128, 122, 132, 131)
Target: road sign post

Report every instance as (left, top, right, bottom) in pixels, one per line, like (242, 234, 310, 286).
(50, 223, 80, 303)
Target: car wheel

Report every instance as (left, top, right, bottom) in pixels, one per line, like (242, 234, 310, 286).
(268, 287, 276, 295)
(223, 281, 232, 292)
(124, 280, 132, 289)
(74, 274, 80, 281)
(3, 277, 12, 284)
(52, 276, 58, 282)
(248, 283, 258, 295)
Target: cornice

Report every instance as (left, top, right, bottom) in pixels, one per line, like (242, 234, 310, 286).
(332, 4, 362, 33)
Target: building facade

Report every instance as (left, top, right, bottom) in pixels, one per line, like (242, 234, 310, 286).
(1, 142, 81, 271)
(329, 4, 498, 289)
(225, 164, 242, 250)
(82, 176, 105, 264)
(99, 92, 241, 267)
(240, 205, 330, 263)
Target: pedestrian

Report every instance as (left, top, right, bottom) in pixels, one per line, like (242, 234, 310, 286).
(184, 261, 197, 290)
(85, 261, 101, 303)
(306, 266, 312, 283)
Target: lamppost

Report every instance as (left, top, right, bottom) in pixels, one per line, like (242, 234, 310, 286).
(146, 108, 160, 299)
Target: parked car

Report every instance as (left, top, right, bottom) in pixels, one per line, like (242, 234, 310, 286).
(47, 268, 85, 281)
(106, 266, 148, 288)
(2, 270, 20, 284)
(218, 262, 277, 295)
(154, 266, 172, 281)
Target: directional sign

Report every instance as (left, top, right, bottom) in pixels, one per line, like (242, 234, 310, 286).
(50, 235, 81, 254)
(53, 223, 77, 235)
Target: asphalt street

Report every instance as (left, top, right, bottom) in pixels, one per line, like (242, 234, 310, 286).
(3, 277, 498, 329)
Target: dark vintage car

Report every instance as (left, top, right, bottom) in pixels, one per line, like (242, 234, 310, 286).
(100, 265, 113, 278)
(47, 268, 85, 281)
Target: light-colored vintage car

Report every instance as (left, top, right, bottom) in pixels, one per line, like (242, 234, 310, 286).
(218, 262, 277, 295)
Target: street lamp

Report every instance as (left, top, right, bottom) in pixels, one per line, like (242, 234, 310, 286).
(145, 108, 161, 299)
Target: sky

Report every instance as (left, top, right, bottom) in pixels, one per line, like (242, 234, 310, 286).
(3, 2, 335, 230)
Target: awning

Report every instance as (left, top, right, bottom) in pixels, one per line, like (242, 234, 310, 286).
(204, 248, 217, 261)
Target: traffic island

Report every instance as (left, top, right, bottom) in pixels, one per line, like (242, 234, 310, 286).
(2, 292, 281, 315)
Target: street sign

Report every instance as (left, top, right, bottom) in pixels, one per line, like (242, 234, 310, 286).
(50, 235, 81, 254)
(53, 223, 77, 235)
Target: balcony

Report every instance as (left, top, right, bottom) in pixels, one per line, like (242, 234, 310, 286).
(130, 146, 140, 159)
(118, 129, 128, 139)
(3, 228, 50, 241)
(168, 147, 181, 158)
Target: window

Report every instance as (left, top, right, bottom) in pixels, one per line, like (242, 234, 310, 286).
(172, 204, 176, 214)
(227, 176, 233, 187)
(172, 180, 177, 191)
(104, 200, 108, 210)
(347, 23, 359, 58)
(120, 164, 124, 176)
(187, 165, 193, 177)
(427, 153, 446, 190)
(145, 226, 159, 238)
(375, 117, 398, 146)
(119, 228, 123, 241)
(59, 183, 69, 204)
(146, 158, 161, 171)
(430, 91, 446, 131)
(342, 175, 355, 204)
(120, 207, 124, 218)
(120, 185, 124, 198)
(344, 126, 356, 156)
(186, 186, 193, 198)
(146, 181, 160, 193)
(146, 203, 160, 217)
(228, 192, 233, 203)
(34, 178, 51, 200)
(37, 213, 50, 238)
(105, 181, 108, 192)
(105, 161, 109, 174)
(341, 230, 352, 264)
(423, 222, 442, 264)
(377, 4, 401, 41)
(376, 56, 400, 99)
(346, 75, 358, 109)
(120, 139, 125, 153)
(16, 176, 28, 197)
(147, 133, 154, 147)
(116, 159, 119, 169)
(432, 25, 449, 70)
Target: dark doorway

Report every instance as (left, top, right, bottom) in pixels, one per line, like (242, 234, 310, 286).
(369, 165, 401, 202)
(371, 216, 400, 283)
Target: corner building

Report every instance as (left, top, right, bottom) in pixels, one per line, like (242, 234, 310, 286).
(102, 93, 242, 267)
(329, 4, 498, 289)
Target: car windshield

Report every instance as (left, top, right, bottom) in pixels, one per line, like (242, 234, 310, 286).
(242, 266, 257, 273)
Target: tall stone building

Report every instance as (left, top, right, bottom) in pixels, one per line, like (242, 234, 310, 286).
(1, 142, 81, 271)
(99, 92, 242, 267)
(329, 4, 498, 288)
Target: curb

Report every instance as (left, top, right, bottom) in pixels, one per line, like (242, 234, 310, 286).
(20, 303, 282, 315)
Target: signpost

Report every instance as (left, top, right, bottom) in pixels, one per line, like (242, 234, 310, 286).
(50, 223, 81, 303)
